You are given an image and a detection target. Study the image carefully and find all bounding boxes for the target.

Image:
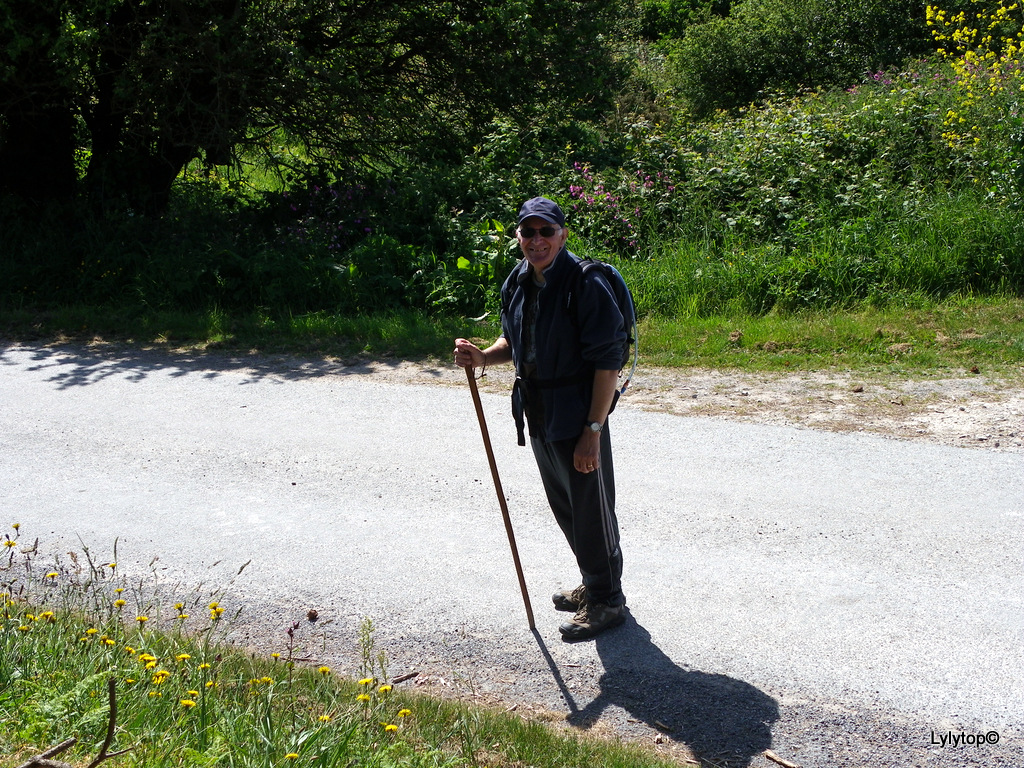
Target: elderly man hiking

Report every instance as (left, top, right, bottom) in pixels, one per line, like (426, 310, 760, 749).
(454, 196, 628, 641)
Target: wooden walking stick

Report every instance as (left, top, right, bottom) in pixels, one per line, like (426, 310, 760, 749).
(465, 365, 535, 630)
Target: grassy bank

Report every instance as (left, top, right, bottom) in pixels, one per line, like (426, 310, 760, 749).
(3, 296, 1022, 379)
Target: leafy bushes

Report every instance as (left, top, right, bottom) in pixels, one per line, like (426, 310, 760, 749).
(666, 0, 934, 115)
(2, 2, 1021, 323)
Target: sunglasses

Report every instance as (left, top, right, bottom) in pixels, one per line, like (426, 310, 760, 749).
(518, 225, 562, 238)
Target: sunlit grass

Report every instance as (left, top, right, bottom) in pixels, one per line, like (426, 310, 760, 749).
(638, 296, 1024, 375)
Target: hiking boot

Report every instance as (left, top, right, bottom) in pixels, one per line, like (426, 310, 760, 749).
(559, 601, 626, 641)
(552, 584, 587, 612)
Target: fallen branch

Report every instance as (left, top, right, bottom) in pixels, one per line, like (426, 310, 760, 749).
(765, 749, 801, 768)
(15, 739, 76, 768)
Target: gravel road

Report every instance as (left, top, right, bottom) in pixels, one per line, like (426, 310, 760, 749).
(1, 341, 1021, 768)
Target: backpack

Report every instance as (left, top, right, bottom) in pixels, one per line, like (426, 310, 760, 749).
(565, 257, 638, 412)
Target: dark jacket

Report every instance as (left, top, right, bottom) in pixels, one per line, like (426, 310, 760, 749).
(500, 247, 626, 443)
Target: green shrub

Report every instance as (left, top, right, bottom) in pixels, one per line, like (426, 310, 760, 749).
(668, 0, 933, 115)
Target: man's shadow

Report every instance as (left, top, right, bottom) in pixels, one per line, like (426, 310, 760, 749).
(534, 613, 778, 768)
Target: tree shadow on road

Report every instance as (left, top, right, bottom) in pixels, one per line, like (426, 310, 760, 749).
(534, 613, 778, 768)
(0, 340, 454, 389)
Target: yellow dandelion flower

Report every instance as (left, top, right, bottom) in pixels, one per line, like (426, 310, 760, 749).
(180, 699, 197, 708)
(206, 681, 216, 688)
(18, 625, 29, 632)
(318, 666, 330, 675)
(358, 677, 373, 686)
(176, 653, 191, 661)
(398, 709, 412, 718)
(356, 694, 371, 702)
(284, 754, 299, 760)
(86, 628, 99, 635)
(208, 601, 219, 610)
(178, 614, 189, 619)
(378, 684, 392, 694)
(39, 611, 54, 620)
(271, 653, 280, 659)
(3, 541, 16, 548)
(175, 602, 184, 611)
(136, 615, 148, 624)
(126, 679, 136, 684)
(199, 663, 211, 670)
(188, 690, 199, 696)
(45, 571, 58, 578)
(148, 691, 161, 698)
(114, 599, 126, 608)
(383, 723, 398, 732)
(260, 676, 274, 684)
(115, 587, 124, 594)
(145, 661, 157, 670)
(11, 523, 18, 530)
(104, 638, 115, 646)
(108, 562, 116, 569)
(318, 714, 332, 722)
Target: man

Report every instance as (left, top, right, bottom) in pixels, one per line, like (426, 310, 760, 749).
(454, 196, 627, 640)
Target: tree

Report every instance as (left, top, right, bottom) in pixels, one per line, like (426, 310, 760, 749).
(0, 0, 623, 215)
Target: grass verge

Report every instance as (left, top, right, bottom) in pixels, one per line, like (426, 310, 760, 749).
(1, 525, 683, 768)
(2, 297, 1022, 379)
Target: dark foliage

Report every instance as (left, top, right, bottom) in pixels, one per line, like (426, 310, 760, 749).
(0, 0, 624, 215)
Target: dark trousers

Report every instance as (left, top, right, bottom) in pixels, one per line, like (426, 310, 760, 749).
(530, 425, 624, 606)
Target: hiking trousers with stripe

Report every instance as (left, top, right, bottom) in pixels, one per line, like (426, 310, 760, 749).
(530, 424, 625, 607)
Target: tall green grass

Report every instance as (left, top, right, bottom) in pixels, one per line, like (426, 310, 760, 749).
(611, 191, 1023, 318)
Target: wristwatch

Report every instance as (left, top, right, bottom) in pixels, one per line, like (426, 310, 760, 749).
(586, 421, 604, 434)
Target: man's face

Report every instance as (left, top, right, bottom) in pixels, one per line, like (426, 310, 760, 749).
(517, 216, 567, 274)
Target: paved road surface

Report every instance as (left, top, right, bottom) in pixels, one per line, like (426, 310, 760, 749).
(2, 343, 1021, 767)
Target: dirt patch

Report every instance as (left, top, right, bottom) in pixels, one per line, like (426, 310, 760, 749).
(348, 358, 1024, 454)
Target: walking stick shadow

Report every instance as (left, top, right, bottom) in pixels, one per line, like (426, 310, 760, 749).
(538, 614, 778, 768)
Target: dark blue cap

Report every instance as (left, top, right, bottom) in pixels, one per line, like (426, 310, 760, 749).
(517, 196, 565, 227)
